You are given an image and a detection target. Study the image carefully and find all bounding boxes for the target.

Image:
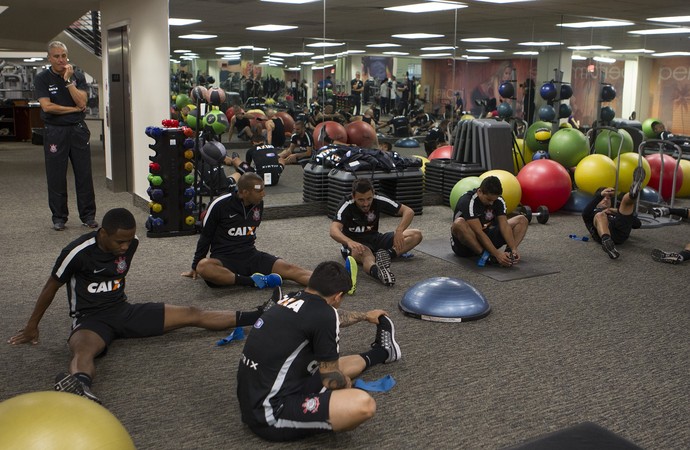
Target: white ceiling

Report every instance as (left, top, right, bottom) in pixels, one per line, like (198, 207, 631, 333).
(1, 0, 689, 65)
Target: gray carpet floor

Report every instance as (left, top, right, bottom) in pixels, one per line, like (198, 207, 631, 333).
(1, 139, 689, 449)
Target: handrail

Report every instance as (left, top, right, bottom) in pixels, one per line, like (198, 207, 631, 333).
(65, 11, 101, 57)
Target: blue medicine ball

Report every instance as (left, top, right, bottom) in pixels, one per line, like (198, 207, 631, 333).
(540, 82, 557, 101)
(600, 84, 616, 102)
(538, 105, 556, 122)
(498, 82, 515, 98)
(560, 84, 573, 100)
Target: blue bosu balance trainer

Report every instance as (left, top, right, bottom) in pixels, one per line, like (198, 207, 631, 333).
(399, 277, 491, 322)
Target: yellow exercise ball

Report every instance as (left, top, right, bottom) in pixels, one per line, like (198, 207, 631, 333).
(574, 154, 617, 195)
(479, 169, 522, 213)
(613, 153, 651, 194)
(677, 159, 690, 198)
(0, 391, 135, 450)
(512, 138, 533, 174)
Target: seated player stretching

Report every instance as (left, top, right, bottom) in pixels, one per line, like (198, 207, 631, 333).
(8, 208, 268, 404)
(330, 179, 423, 288)
(236, 260, 401, 442)
(183, 172, 311, 288)
(451, 176, 528, 267)
(582, 167, 645, 259)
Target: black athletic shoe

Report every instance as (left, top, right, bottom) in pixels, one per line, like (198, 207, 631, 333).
(372, 315, 401, 364)
(651, 207, 670, 218)
(54, 372, 101, 404)
(375, 249, 395, 286)
(53, 221, 66, 231)
(82, 219, 99, 228)
(651, 248, 683, 264)
(629, 166, 645, 199)
(258, 286, 283, 313)
(601, 236, 620, 259)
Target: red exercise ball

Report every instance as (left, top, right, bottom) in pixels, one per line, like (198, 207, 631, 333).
(645, 153, 683, 200)
(429, 145, 453, 160)
(313, 121, 348, 148)
(516, 159, 572, 212)
(225, 107, 236, 122)
(346, 120, 377, 148)
(276, 111, 295, 134)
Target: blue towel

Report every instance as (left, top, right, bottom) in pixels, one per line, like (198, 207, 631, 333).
(215, 327, 245, 346)
(353, 375, 396, 392)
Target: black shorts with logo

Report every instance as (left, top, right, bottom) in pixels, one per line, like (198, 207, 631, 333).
(70, 301, 165, 347)
(205, 249, 279, 288)
(248, 372, 333, 442)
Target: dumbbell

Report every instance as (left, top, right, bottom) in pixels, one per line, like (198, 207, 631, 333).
(516, 205, 549, 224)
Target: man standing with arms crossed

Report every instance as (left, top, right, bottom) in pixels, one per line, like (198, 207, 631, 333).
(35, 41, 97, 231)
(350, 72, 364, 116)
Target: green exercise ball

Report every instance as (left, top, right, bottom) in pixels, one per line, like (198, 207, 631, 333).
(449, 177, 481, 210)
(641, 117, 662, 139)
(593, 129, 633, 158)
(525, 121, 552, 153)
(548, 127, 589, 169)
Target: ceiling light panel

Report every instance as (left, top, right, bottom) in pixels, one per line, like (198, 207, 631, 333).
(384, 2, 467, 13)
(246, 24, 298, 31)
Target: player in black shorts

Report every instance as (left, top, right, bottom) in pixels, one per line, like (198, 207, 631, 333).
(582, 167, 645, 259)
(8, 208, 266, 404)
(229, 107, 252, 141)
(183, 172, 312, 288)
(451, 176, 528, 267)
(376, 110, 410, 137)
(278, 121, 314, 165)
(260, 109, 286, 148)
(242, 132, 283, 186)
(237, 260, 401, 442)
(330, 179, 423, 286)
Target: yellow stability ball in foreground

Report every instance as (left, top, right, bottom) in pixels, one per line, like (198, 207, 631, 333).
(574, 154, 617, 195)
(0, 391, 135, 450)
(480, 169, 522, 213)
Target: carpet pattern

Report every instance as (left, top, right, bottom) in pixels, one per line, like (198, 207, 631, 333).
(416, 237, 561, 281)
(1, 140, 688, 449)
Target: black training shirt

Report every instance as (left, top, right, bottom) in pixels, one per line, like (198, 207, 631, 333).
(52, 231, 138, 317)
(237, 290, 340, 427)
(191, 192, 263, 269)
(34, 68, 87, 125)
(334, 194, 401, 239)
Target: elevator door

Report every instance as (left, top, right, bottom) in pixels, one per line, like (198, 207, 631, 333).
(107, 26, 132, 192)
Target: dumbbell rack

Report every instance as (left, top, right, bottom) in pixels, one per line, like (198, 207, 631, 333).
(145, 127, 198, 238)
